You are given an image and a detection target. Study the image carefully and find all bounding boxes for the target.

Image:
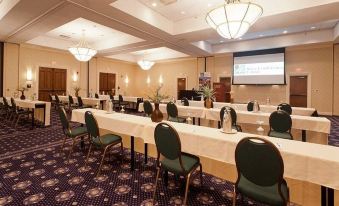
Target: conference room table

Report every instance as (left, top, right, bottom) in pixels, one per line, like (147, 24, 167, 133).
(1, 97, 51, 128)
(57, 96, 106, 109)
(99, 95, 143, 110)
(71, 108, 337, 206)
(138, 102, 331, 144)
(187, 100, 316, 116)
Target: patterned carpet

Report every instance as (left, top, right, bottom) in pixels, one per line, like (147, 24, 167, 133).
(0, 109, 338, 205)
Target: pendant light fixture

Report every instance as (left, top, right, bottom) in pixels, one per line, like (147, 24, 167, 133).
(68, 30, 97, 62)
(206, 0, 263, 39)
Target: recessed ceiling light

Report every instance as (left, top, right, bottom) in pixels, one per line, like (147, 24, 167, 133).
(238, 37, 242, 40)
(152, 2, 157, 7)
(283, 30, 288, 34)
(208, 3, 212, 7)
(181, 11, 186, 15)
(311, 26, 316, 30)
(219, 40, 224, 43)
(259, 34, 264, 37)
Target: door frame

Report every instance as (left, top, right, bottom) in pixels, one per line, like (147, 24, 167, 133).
(286, 72, 311, 107)
(176, 77, 187, 99)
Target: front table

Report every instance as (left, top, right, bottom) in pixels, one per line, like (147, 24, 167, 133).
(71, 108, 338, 206)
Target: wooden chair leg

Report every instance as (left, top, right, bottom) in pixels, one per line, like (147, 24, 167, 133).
(67, 139, 76, 163)
(232, 187, 236, 206)
(120, 142, 124, 163)
(84, 143, 93, 167)
(199, 163, 203, 186)
(183, 172, 192, 206)
(61, 136, 68, 154)
(97, 146, 110, 177)
(152, 167, 161, 203)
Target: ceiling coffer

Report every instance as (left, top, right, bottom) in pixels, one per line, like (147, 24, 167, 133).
(159, 0, 177, 5)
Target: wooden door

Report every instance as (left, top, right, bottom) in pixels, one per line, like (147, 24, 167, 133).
(107, 73, 116, 95)
(99, 73, 116, 95)
(220, 77, 231, 102)
(290, 76, 307, 107)
(38, 67, 66, 101)
(53, 69, 66, 95)
(177, 78, 186, 99)
(213, 83, 226, 102)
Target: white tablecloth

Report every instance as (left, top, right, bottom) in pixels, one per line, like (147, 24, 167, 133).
(206, 109, 331, 134)
(139, 103, 330, 134)
(188, 101, 315, 116)
(71, 108, 339, 190)
(1, 97, 51, 126)
(98, 95, 141, 103)
(58, 96, 105, 106)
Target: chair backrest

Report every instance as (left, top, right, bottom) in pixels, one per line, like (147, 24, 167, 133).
(278, 103, 292, 115)
(95, 93, 99, 99)
(220, 106, 237, 125)
(154, 123, 182, 161)
(166, 102, 178, 118)
(143, 100, 153, 116)
(2, 97, 9, 108)
(77, 96, 84, 107)
(269, 110, 292, 133)
(49, 94, 53, 102)
(58, 107, 70, 134)
(181, 97, 189, 106)
(247, 101, 254, 111)
(10, 98, 17, 111)
(109, 94, 114, 100)
(55, 95, 60, 103)
(68, 95, 74, 104)
(85, 111, 100, 141)
(119, 95, 123, 102)
(235, 137, 284, 187)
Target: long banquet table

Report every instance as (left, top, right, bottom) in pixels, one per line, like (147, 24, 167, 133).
(99, 95, 143, 110)
(57, 96, 106, 109)
(1, 97, 51, 127)
(71, 108, 337, 206)
(138, 102, 331, 144)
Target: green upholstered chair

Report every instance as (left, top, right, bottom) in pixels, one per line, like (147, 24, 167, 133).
(67, 95, 79, 112)
(58, 107, 88, 162)
(247, 101, 260, 111)
(49, 94, 57, 109)
(54, 94, 66, 108)
(95, 93, 99, 99)
(219, 106, 242, 132)
(181, 97, 189, 106)
(152, 123, 202, 206)
(277, 103, 292, 115)
(84, 111, 123, 176)
(234, 137, 290, 206)
(2, 97, 13, 119)
(268, 111, 293, 140)
(143, 100, 153, 117)
(77, 96, 92, 109)
(10, 98, 33, 128)
(166, 102, 186, 123)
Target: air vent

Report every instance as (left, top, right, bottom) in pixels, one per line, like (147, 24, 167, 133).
(59, 34, 71, 39)
(160, 0, 177, 5)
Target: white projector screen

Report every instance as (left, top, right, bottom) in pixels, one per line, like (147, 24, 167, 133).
(233, 52, 285, 85)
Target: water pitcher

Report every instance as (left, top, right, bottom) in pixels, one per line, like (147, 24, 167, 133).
(222, 108, 232, 133)
(253, 100, 260, 112)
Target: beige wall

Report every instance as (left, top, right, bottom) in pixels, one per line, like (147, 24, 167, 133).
(2, 42, 338, 115)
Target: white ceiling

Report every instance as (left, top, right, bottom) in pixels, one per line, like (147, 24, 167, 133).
(27, 18, 144, 51)
(107, 47, 189, 62)
(1, 0, 338, 63)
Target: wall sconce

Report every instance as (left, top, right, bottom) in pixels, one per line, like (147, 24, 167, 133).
(72, 72, 79, 82)
(26, 69, 33, 88)
(146, 76, 151, 85)
(159, 75, 163, 85)
(125, 75, 129, 84)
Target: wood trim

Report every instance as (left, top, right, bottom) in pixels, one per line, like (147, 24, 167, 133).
(0, 42, 3, 97)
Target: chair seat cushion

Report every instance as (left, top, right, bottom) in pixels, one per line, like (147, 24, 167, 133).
(168, 116, 186, 123)
(70, 126, 87, 138)
(238, 174, 289, 206)
(93, 133, 122, 146)
(269, 130, 293, 140)
(161, 152, 200, 174)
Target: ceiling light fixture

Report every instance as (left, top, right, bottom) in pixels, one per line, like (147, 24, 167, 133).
(311, 26, 316, 30)
(138, 60, 155, 71)
(152, 2, 157, 7)
(68, 30, 97, 62)
(283, 30, 288, 34)
(206, 0, 263, 39)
